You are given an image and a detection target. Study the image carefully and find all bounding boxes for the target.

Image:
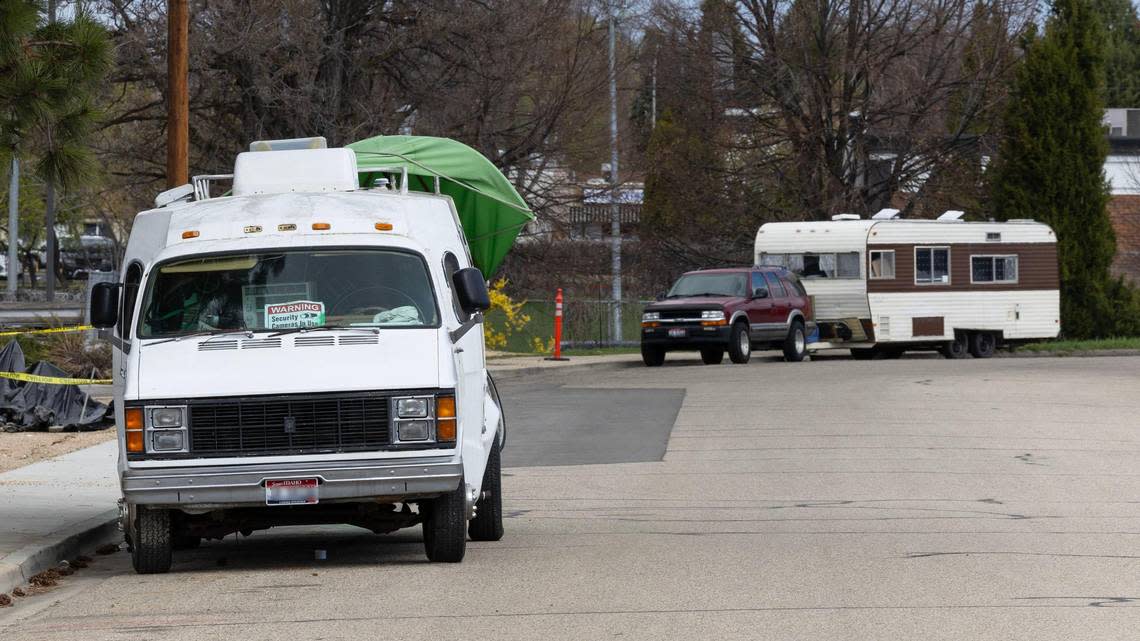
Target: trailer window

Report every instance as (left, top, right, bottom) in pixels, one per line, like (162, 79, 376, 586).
(765, 252, 860, 279)
(971, 255, 1018, 284)
(915, 247, 950, 284)
(869, 250, 895, 280)
(137, 249, 439, 337)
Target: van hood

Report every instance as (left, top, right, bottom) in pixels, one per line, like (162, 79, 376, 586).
(133, 330, 440, 399)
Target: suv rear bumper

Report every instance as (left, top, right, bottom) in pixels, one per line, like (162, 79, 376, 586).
(641, 325, 732, 348)
(122, 456, 462, 508)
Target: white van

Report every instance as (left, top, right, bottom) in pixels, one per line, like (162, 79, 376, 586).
(755, 211, 1061, 358)
(90, 139, 509, 573)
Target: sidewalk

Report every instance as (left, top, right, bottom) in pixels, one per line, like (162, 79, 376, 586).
(487, 352, 640, 378)
(0, 441, 119, 593)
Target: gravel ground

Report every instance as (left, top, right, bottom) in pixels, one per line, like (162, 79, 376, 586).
(0, 430, 114, 474)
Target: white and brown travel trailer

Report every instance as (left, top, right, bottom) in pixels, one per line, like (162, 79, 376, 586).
(754, 211, 1060, 358)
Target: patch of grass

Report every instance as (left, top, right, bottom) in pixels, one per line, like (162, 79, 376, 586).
(1021, 337, 1140, 352)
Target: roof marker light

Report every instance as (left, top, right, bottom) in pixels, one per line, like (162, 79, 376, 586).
(312, 222, 331, 231)
(181, 230, 199, 239)
(278, 223, 297, 232)
(375, 222, 393, 231)
(244, 225, 262, 233)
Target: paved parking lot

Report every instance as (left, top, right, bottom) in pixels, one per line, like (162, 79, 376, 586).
(2, 354, 1139, 640)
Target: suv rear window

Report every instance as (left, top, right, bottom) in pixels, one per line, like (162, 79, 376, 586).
(763, 272, 786, 297)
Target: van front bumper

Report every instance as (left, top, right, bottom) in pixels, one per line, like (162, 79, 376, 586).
(122, 456, 462, 508)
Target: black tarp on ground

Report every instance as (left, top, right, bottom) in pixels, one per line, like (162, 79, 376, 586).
(0, 340, 112, 432)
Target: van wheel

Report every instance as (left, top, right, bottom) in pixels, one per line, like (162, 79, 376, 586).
(782, 320, 807, 362)
(850, 348, 875, 360)
(423, 484, 467, 562)
(131, 508, 172, 574)
(468, 441, 504, 542)
(969, 332, 996, 359)
(727, 322, 751, 364)
(700, 348, 724, 364)
(940, 333, 970, 359)
(641, 345, 665, 367)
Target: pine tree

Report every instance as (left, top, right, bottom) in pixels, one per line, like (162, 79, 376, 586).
(989, 0, 1139, 338)
(1092, 0, 1140, 107)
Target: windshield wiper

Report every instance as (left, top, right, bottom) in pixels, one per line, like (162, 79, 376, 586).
(268, 325, 381, 338)
(142, 329, 253, 347)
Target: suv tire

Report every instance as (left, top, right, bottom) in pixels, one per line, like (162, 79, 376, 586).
(468, 441, 504, 542)
(424, 484, 467, 562)
(969, 331, 996, 359)
(132, 508, 172, 574)
(727, 321, 751, 364)
(782, 320, 807, 362)
(641, 345, 665, 367)
(700, 348, 724, 365)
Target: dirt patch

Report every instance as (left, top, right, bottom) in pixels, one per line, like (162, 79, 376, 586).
(0, 429, 115, 473)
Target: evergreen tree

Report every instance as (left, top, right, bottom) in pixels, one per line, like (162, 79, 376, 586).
(990, 0, 1139, 338)
(1092, 0, 1140, 106)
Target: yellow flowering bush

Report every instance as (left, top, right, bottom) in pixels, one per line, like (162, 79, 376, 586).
(483, 278, 530, 350)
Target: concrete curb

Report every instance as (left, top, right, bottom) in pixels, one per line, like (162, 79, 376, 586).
(1006, 348, 1140, 358)
(489, 358, 640, 382)
(0, 508, 120, 594)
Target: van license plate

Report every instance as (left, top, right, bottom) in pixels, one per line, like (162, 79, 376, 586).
(265, 478, 319, 505)
(668, 328, 686, 338)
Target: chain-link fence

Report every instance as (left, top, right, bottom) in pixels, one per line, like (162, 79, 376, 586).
(485, 298, 652, 352)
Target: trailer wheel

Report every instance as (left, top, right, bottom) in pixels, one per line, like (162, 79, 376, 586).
(131, 508, 172, 574)
(423, 484, 467, 562)
(641, 345, 665, 367)
(782, 320, 807, 362)
(727, 322, 752, 364)
(940, 333, 970, 359)
(469, 440, 504, 542)
(700, 348, 724, 364)
(969, 332, 997, 359)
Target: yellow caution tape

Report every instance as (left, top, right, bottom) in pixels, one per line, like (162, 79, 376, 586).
(0, 325, 95, 338)
(0, 371, 112, 385)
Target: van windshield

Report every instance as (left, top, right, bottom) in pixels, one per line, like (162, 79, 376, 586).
(137, 249, 439, 338)
(667, 273, 748, 298)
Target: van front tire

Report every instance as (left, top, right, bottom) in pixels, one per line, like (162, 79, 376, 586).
(424, 484, 467, 562)
(132, 508, 172, 574)
(469, 442, 504, 542)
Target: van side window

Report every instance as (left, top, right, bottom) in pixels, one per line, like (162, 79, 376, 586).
(119, 262, 143, 338)
(442, 252, 470, 323)
(763, 272, 786, 298)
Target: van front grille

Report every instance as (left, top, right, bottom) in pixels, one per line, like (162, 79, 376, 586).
(186, 391, 404, 457)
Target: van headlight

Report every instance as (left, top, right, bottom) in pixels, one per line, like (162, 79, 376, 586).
(396, 397, 429, 418)
(143, 405, 189, 453)
(391, 395, 455, 446)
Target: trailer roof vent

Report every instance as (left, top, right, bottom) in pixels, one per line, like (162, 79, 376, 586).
(937, 210, 966, 221)
(249, 136, 327, 152)
(871, 208, 901, 220)
(832, 214, 861, 221)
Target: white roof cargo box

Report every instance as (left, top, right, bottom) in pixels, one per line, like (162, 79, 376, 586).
(232, 148, 358, 196)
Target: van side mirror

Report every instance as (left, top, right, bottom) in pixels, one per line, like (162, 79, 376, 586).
(90, 282, 120, 328)
(452, 267, 491, 314)
(752, 287, 769, 299)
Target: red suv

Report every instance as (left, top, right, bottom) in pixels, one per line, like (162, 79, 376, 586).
(640, 267, 814, 366)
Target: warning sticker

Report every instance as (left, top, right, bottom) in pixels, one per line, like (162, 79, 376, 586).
(265, 300, 326, 329)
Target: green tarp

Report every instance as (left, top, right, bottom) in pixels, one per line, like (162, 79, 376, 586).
(348, 135, 533, 275)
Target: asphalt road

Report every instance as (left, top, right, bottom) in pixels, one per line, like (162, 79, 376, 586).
(3, 353, 1140, 640)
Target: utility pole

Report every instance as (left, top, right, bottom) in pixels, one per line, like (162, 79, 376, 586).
(167, 0, 189, 188)
(608, 2, 623, 345)
(6, 159, 17, 301)
(45, 0, 57, 301)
